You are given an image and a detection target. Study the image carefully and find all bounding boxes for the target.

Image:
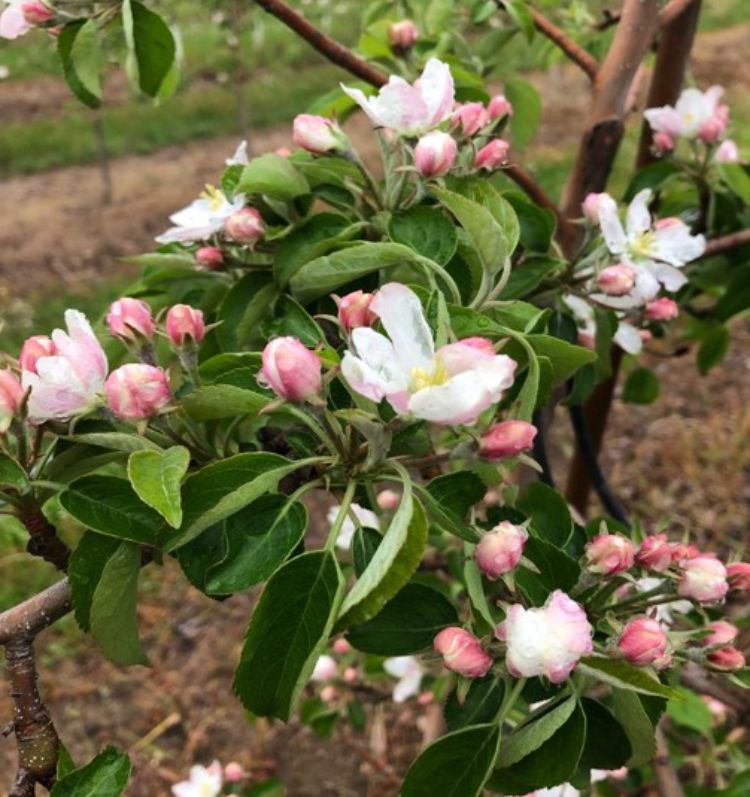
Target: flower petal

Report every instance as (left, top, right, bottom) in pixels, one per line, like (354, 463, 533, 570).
(614, 322, 643, 355)
(416, 57, 455, 128)
(0, 4, 30, 39)
(626, 189, 653, 238)
(408, 370, 493, 425)
(651, 224, 705, 266)
(371, 283, 434, 373)
(597, 195, 627, 255)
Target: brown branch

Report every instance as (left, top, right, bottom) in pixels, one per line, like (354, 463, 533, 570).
(702, 228, 750, 258)
(0, 579, 71, 646)
(652, 724, 686, 797)
(252, 0, 387, 88)
(659, 0, 698, 28)
(495, 2, 598, 80)
(19, 502, 70, 573)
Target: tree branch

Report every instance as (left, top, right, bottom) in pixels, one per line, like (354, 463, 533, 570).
(0, 579, 71, 646)
(252, 0, 387, 87)
(495, 2, 599, 80)
(504, 162, 566, 229)
(702, 228, 750, 257)
(653, 724, 686, 797)
(18, 502, 70, 573)
(659, 0, 698, 28)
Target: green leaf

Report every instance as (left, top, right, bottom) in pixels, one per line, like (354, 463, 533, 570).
(500, 257, 557, 300)
(336, 492, 428, 630)
(460, 179, 521, 259)
(237, 154, 310, 201)
(624, 161, 680, 202)
(60, 476, 164, 546)
(389, 206, 458, 266)
(697, 324, 729, 375)
(504, 0, 535, 40)
(611, 688, 659, 766)
(527, 334, 598, 383)
(444, 677, 505, 731)
(50, 747, 131, 797)
(504, 194, 556, 253)
(578, 698, 632, 771)
(622, 366, 660, 404)
(578, 657, 681, 699)
(218, 272, 278, 350)
(423, 471, 486, 541)
(351, 526, 382, 577)
(667, 687, 713, 734)
(0, 452, 28, 492)
(182, 384, 268, 421)
(122, 0, 177, 97)
(496, 696, 576, 769)
(127, 446, 189, 529)
(505, 79, 542, 149)
(346, 583, 457, 655)
(401, 723, 500, 797)
(166, 453, 303, 550)
(233, 550, 344, 720)
(70, 19, 101, 102)
(516, 536, 581, 604)
(266, 295, 325, 347)
(57, 745, 77, 779)
(715, 265, 750, 321)
(89, 541, 148, 666)
(57, 22, 101, 109)
(517, 482, 572, 546)
(205, 495, 308, 595)
(69, 531, 121, 631)
(719, 163, 750, 204)
(66, 432, 161, 453)
(289, 242, 421, 303)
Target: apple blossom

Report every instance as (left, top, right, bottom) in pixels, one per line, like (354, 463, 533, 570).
(499, 591, 593, 683)
(475, 521, 528, 579)
(332, 638, 351, 655)
(172, 761, 223, 797)
(376, 489, 400, 511)
(414, 130, 457, 178)
(452, 102, 489, 138)
(311, 655, 337, 682)
(715, 139, 740, 163)
(225, 140, 249, 166)
(595, 190, 705, 306)
(645, 85, 726, 140)
(582, 192, 608, 224)
(343, 666, 358, 684)
(433, 627, 493, 678)
(702, 621, 738, 647)
(19, 335, 56, 374)
(653, 131, 675, 154)
(342, 58, 454, 136)
(726, 562, 750, 590)
(166, 305, 206, 347)
(21, 310, 108, 424)
(488, 94, 513, 120)
(21, 0, 51, 25)
(384, 656, 425, 702)
(292, 114, 348, 155)
(224, 763, 244, 783)
(636, 534, 673, 572)
(326, 502, 379, 550)
(618, 617, 670, 667)
(335, 290, 377, 332)
(225, 207, 264, 245)
(645, 297, 679, 321)
(0, 1, 30, 38)
(585, 534, 636, 575)
(156, 186, 245, 244)
(706, 647, 745, 671)
(562, 294, 644, 355)
(105, 364, 170, 421)
(678, 555, 729, 603)
(388, 19, 418, 49)
(195, 246, 224, 270)
(0, 370, 24, 432)
(106, 298, 155, 342)
(342, 283, 516, 425)
(258, 337, 322, 402)
(597, 264, 636, 297)
(670, 542, 699, 564)
(475, 139, 510, 170)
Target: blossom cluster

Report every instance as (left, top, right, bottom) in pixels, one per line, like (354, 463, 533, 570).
(172, 760, 250, 797)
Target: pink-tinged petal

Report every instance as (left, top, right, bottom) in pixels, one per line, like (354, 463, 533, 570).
(436, 341, 495, 375)
(23, 358, 90, 423)
(644, 106, 684, 137)
(51, 309, 108, 390)
(417, 57, 455, 127)
(344, 327, 404, 400)
(0, 4, 30, 39)
(371, 283, 434, 372)
(596, 195, 627, 255)
(703, 85, 725, 112)
(626, 190, 653, 238)
(651, 224, 705, 266)
(408, 370, 492, 425)
(341, 352, 389, 403)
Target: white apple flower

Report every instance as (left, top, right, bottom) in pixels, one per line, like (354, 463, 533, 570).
(0, 1, 30, 39)
(311, 654, 338, 682)
(226, 140, 249, 166)
(342, 283, 516, 426)
(637, 577, 692, 626)
(595, 190, 705, 307)
(342, 58, 454, 136)
(562, 295, 644, 356)
(156, 186, 245, 244)
(326, 502, 380, 550)
(383, 656, 424, 702)
(644, 86, 724, 139)
(171, 761, 223, 797)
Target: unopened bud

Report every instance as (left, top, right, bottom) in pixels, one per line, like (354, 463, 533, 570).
(645, 297, 679, 321)
(597, 264, 636, 296)
(258, 337, 322, 402)
(488, 94, 513, 120)
(414, 131, 457, 179)
(195, 246, 224, 270)
(104, 364, 170, 421)
(106, 298, 155, 342)
(225, 207, 264, 245)
(166, 304, 206, 347)
(292, 114, 348, 155)
(479, 420, 537, 460)
(475, 139, 509, 171)
(389, 19, 418, 49)
(0, 370, 24, 432)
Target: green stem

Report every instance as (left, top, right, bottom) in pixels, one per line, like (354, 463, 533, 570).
(279, 404, 340, 457)
(325, 480, 358, 551)
(413, 255, 462, 305)
(496, 677, 527, 726)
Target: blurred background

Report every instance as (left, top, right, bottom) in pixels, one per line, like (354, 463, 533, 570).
(0, 1, 749, 794)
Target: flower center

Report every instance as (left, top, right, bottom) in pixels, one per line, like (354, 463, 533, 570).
(629, 231, 654, 260)
(410, 359, 448, 391)
(201, 184, 226, 212)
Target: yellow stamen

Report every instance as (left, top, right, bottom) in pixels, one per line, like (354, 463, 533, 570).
(410, 360, 448, 391)
(629, 231, 654, 260)
(200, 184, 226, 212)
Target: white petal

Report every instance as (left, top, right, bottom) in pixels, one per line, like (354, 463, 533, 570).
(651, 225, 705, 266)
(597, 195, 627, 255)
(614, 322, 643, 354)
(633, 268, 660, 301)
(408, 371, 492, 425)
(651, 262, 688, 292)
(416, 58, 455, 127)
(0, 4, 30, 39)
(371, 283, 434, 373)
(384, 655, 420, 679)
(626, 189, 653, 238)
(392, 672, 422, 703)
(562, 294, 594, 322)
(170, 198, 215, 228)
(226, 140, 249, 166)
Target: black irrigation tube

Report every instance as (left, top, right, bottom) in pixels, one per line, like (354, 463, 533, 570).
(531, 410, 556, 489)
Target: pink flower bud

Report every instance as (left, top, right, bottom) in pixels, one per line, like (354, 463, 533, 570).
(292, 114, 347, 155)
(452, 102, 490, 138)
(417, 691, 434, 706)
(312, 655, 337, 682)
(336, 290, 377, 332)
(715, 139, 739, 164)
(488, 94, 513, 120)
(585, 534, 636, 575)
(670, 542, 699, 564)
(332, 638, 351, 655)
(653, 131, 675, 154)
(275, 146, 292, 158)
(106, 298, 155, 342)
(597, 264, 636, 296)
(475, 139, 510, 171)
(224, 763, 245, 783)
(225, 207, 265, 245)
(645, 298, 679, 321)
(195, 246, 224, 270)
(433, 627, 493, 678)
(343, 666, 358, 684)
(389, 19, 418, 49)
(0, 370, 24, 432)
(618, 617, 670, 667)
(475, 521, 528, 579)
(699, 108, 729, 143)
(376, 489, 400, 511)
(320, 685, 338, 702)
(678, 554, 729, 604)
(636, 534, 673, 572)
(459, 336, 496, 354)
(21, 1, 53, 26)
(259, 337, 322, 402)
(703, 621, 738, 647)
(707, 647, 745, 671)
(414, 131, 457, 178)
(104, 364, 170, 421)
(727, 562, 750, 590)
(582, 192, 608, 224)
(19, 335, 56, 374)
(479, 420, 537, 460)
(166, 305, 205, 347)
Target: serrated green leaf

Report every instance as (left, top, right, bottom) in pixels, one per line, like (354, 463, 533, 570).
(579, 657, 681, 699)
(496, 696, 576, 769)
(181, 384, 268, 421)
(70, 18, 101, 101)
(69, 531, 121, 631)
(389, 206, 458, 266)
(444, 677, 505, 731)
(518, 481, 572, 546)
(610, 688, 659, 766)
(51, 748, 131, 797)
(0, 452, 28, 492)
(578, 697, 632, 771)
(122, 0, 176, 97)
(127, 446, 189, 528)
(65, 432, 161, 453)
(623, 366, 660, 403)
(57, 22, 101, 108)
(237, 154, 310, 201)
(505, 79, 541, 149)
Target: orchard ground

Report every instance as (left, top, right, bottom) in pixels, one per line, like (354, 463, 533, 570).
(1, 12, 749, 797)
